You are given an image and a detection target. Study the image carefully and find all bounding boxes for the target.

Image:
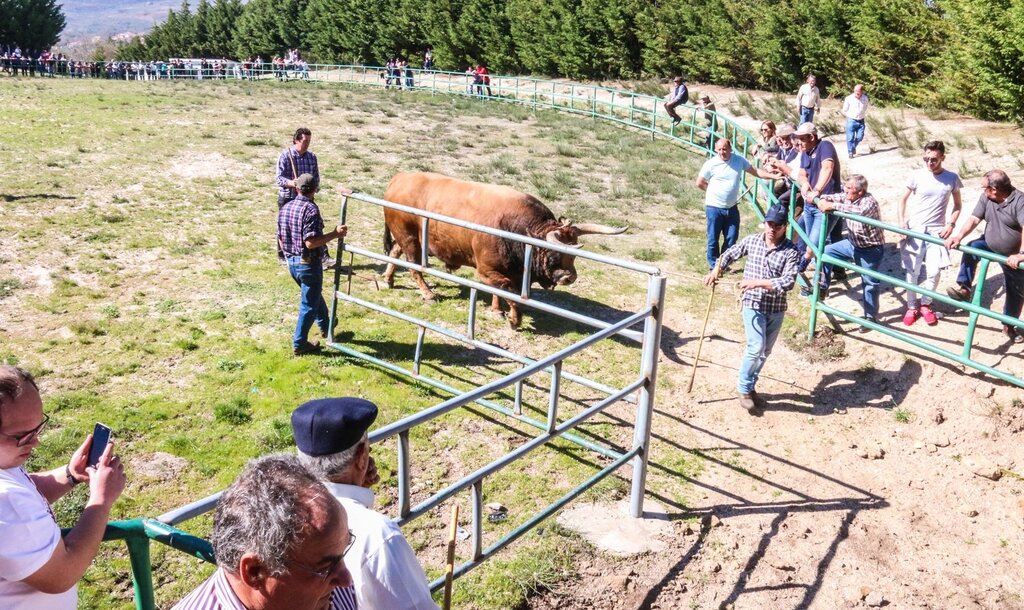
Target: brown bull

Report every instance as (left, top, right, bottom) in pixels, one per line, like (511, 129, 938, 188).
(381, 172, 626, 328)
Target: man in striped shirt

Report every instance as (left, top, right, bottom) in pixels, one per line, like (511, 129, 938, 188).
(817, 175, 887, 324)
(172, 455, 358, 610)
(704, 205, 801, 411)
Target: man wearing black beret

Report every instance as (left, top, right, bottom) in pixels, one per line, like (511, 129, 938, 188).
(292, 398, 440, 610)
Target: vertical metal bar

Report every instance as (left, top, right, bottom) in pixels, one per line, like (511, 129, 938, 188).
(963, 259, 991, 359)
(467, 287, 478, 340)
(125, 536, 155, 610)
(414, 327, 426, 376)
(472, 480, 484, 560)
(520, 245, 534, 298)
(420, 217, 430, 267)
(346, 251, 354, 295)
(398, 430, 411, 518)
(513, 371, 524, 416)
(629, 274, 667, 518)
(330, 195, 350, 341)
(807, 206, 828, 339)
(547, 362, 562, 433)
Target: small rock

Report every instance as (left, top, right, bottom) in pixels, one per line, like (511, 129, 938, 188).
(966, 458, 1003, 480)
(865, 591, 886, 607)
(928, 444, 938, 453)
(960, 506, 978, 517)
(928, 435, 950, 447)
(702, 514, 723, 529)
(711, 563, 722, 573)
(932, 408, 945, 424)
(859, 444, 885, 459)
(913, 441, 924, 450)
(602, 574, 630, 591)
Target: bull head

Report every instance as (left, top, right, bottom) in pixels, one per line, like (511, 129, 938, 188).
(539, 220, 628, 288)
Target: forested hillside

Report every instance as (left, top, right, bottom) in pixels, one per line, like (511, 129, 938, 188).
(106, 0, 1024, 122)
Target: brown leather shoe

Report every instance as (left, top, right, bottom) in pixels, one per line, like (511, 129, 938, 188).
(293, 340, 321, 356)
(739, 393, 756, 411)
(946, 285, 971, 302)
(1003, 325, 1024, 344)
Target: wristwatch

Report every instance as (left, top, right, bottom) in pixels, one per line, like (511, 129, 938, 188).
(65, 464, 81, 487)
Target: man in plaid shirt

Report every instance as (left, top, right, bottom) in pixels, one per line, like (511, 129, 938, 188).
(817, 175, 887, 324)
(278, 174, 349, 355)
(704, 205, 801, 411)
(276, 127, 327, 264)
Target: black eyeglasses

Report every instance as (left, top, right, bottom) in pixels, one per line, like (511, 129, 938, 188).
(289, 531, 357, 581)
(0, 413, 49, 447)
(923, 156, 941, 164)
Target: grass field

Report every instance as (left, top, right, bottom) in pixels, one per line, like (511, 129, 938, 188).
(0, 77, 759, 608)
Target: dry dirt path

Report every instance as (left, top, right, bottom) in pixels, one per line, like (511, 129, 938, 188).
(531, 84, 1024, 610)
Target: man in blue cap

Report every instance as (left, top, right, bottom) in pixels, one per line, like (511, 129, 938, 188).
(703, 205, 801, 411)
(292, 398, 440, 610)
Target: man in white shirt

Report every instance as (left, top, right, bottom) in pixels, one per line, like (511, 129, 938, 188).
(293, 398, 441, 610)
(898, 141, 963, 327)
(696, 139, 778, 269)
(795, 74, 820, 124)
(0, 365, 126, 610)
(842, 84, 870, 158)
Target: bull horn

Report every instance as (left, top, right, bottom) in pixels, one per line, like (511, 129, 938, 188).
(572, 223, 629, 236)
(546, 230, 583, 249)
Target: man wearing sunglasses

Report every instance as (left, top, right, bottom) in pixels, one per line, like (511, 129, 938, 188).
(173, 454, 357, 610)
(293, 398, 440, 610)
(0, 365, 126, 609)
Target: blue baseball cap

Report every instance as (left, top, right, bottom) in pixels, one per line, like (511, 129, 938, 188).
(764, 205, 788, 225)
(291, 397, 378, 456)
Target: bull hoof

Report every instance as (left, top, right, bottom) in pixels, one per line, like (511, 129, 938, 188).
(381, 275, 395, 289)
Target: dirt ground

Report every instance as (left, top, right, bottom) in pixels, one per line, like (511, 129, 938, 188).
(531, 87, 1024, 609)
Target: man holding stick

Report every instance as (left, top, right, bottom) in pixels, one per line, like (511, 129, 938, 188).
(703, 205, 801, 411)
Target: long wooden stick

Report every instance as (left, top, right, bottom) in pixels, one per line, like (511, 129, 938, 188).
(687, 282, 716, 393)
(442, 504, 460, 610)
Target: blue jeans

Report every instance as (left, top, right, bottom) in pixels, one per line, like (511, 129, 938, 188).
(799, 106, 815, 124)
(706, 205, 740, 269)
(738, 308, 785, 394)
(846, 118, 865, 155)
(288, 256, 330, 349)
(955, 238, 1024, 318)
(822, 241, 885, 318)
(795, 203, 840, 254)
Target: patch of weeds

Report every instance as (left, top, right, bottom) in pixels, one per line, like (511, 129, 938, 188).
(631, 248, 665, 262)
(111, 196, 129, 204)
(214, 397, 253, 425)
(894, 408, 912, 424)
(243, 139, 270, 146)
(216, 359, 245, 371)
(200, 309, 227, 321)
(174, 339, 199, 351)
(101, 213, 126, 223)
(975, 137, 988, 154)
(155, 299, 181, 313)
(257, 417, 294, 451)
(100, 304, 120, 319)
(791, 327, 846, 362)
(71, 322, 108, 337)
(0, 277, 25, 299)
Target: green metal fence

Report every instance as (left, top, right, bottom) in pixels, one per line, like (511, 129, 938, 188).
(74, 64, 1021, 608)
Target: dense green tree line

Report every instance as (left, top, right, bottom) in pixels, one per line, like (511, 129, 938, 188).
(114, 0, 1024, 122)
(0, 0, 65, 52)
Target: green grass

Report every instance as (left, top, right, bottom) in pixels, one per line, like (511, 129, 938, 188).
(0, 76, 720, 610)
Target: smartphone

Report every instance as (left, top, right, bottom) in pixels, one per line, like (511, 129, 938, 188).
(87, 423, 112, 468)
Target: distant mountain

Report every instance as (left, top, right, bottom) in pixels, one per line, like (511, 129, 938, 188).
(61, 0, 179, 41)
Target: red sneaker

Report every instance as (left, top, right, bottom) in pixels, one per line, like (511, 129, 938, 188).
(902, 308, 920, 326)
(919, 304, 938, 326)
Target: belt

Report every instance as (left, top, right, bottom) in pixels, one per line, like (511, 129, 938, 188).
(286, 254, 318, 265)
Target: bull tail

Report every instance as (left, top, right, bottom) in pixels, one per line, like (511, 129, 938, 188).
(383, 224, 394, 255)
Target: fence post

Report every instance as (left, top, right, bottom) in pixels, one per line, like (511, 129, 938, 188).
(125, 536, 155, 610)
(629, 274, 667, 518)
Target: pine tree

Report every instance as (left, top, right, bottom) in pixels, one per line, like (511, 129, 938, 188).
(3, 0, 66, 52)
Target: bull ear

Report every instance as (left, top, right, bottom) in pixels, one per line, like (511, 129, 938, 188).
(545, 229, 583, 249)
(572, 223, 629, 236)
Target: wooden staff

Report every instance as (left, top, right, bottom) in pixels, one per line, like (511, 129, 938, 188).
(687, 281, 716, 393)
(442, 504, 460, 610)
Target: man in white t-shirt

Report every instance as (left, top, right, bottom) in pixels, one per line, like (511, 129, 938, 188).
(842, 84, 869, 158)
(0, 365, 126, 610)
(897, 141, 963, 326)
(293, 397, 441, 610)
(795, 74, 820, 124)
(696, 139, 777, 269)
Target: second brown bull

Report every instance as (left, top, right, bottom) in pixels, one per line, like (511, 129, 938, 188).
(381, 171, 627, 328)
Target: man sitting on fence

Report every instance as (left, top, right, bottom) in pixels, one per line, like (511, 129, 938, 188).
(293, 398, 440, 610)
(172, 454, 357, 610)
(664, 76, 689, 126)
(816, 175, 887, 326)
(945, 169, 1024, 344)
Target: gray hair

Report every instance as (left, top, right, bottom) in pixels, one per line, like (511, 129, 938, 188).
(0, 365, 38, 427)
(848, 174, 868, 192)
(211, 454, 331, 577)
(296, 434, 365, 481)
(985, 169, 1012, 194)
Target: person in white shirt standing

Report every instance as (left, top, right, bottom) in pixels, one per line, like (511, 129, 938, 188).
(795, 74, 820, 124)
(293, 398, 441, 610)
(0, 365, 126, 610)
(897, 140, 963, 327)
(842, 84, 870, 158)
